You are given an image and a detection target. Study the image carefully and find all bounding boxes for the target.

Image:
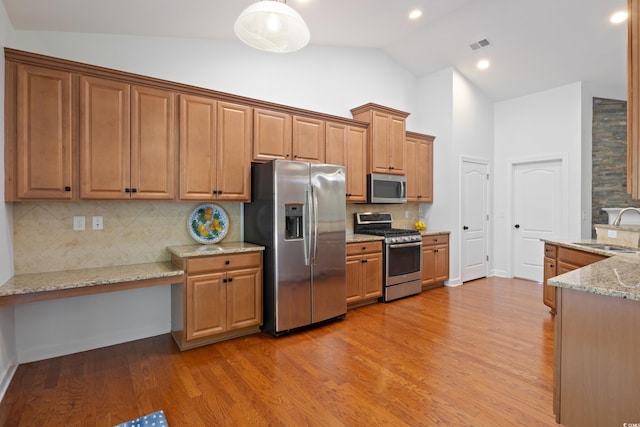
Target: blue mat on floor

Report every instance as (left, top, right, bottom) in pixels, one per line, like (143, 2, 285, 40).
(114, 410, 167, 427)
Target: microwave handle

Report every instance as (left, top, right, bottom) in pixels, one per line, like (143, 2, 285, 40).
(400, 181, 406, 198)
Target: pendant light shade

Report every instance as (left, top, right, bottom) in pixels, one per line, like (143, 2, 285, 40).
(234, 0, 310, 53)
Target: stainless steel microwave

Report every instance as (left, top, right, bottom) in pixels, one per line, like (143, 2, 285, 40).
(367, 173, 407, 204)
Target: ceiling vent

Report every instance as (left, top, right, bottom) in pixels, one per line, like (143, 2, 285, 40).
(469, 38, 491, 51)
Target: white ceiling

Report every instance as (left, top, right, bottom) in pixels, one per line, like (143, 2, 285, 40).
(1, 0, 629, 101)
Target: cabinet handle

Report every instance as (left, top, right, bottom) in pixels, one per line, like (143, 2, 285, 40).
(64, 186, 71, 192)
(225, 260, 230, 265)
(389, 166, 394, 170)
(285, 154, 290, 158)
(124, 188, 130, 193)
(434, 249, 438, 253)
(463, 226, 469, 230)
(550, 264, 554, 268)
(515, 224, 520, 229)
(131, 188, 137, 193)
(362, 259, 368, 263)
(227, 277, 233, 283)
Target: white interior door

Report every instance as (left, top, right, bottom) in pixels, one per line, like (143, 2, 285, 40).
(461, 159, 489, 282)
(512, 159, 563, 281)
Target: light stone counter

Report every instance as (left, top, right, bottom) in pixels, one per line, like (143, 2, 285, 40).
(0, 262, 184, 305)
(167, 241, 265, 258)
(543, 238, 640, 301)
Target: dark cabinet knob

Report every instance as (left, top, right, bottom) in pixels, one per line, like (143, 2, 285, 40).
(514, 224, 520, 229)
(124, 188, 130, 193)
(131, 188, 137, 193)
(64, 186, 71, 192)
(463, 226, 469, 230)
(225, 260, 230, 265)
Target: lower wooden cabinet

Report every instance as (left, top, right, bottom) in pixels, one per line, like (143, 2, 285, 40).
(171, 251, 263, 350)
(542, 243, 606, 314)
(422, 234, 449, 289)
(346, 241, 383, 308)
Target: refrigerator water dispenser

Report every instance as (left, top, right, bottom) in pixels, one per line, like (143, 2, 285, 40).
(285, 204, 303, 240)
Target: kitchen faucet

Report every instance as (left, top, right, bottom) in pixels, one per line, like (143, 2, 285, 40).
(612, 207, 640, 226)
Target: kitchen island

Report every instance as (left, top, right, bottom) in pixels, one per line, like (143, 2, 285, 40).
(548, 251, 640, 426)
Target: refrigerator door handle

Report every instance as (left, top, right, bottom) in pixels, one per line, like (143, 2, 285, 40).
(304, 186, 313, 266)
(311, 184, 319, 264)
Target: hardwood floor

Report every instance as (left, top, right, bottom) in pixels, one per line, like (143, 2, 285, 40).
(0, 277, 557, 426)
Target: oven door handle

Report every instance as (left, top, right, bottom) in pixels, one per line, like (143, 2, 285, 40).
(388, 242, 422, 249)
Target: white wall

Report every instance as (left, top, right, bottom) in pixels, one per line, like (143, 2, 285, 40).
(7, 30, 424, 363)
(0, 1, 17, 402)
(415, 68, 494, 285)
(493, 82, 583, 277)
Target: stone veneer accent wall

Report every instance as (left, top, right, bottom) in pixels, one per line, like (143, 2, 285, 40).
(592, 97, 640, 230)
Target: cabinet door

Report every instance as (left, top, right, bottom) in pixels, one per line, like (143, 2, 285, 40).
(292, 115, 325, 163)
(15, 64, 73, 200)
(543, 256, 557, 310)
(80, 76, 131, 199)
(227, 267, 262, 330)
(131, 85, 176, 199)
(417, 138, 433, 202)
(253, 108, 292, 161)
(179, 95, 216, 200)
(370, 111, 391, 173)
(325, 121, 347, 166)
(217, 101, 251, 201)
(389, 116, 406, 174)
(346, 126, 367, 202)
(405, 136, 418, 201)
(422, 245, 436, 286)
(434, 244, 449, 283)
(362, 252, 383, 299)
(186, 272, 227, 340)
(346, 255, 363, 304)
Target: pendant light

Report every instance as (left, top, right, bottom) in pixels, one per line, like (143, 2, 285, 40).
(234, 0, 310, 53)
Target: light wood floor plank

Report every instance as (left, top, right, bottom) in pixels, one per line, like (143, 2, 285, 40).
(0, 277, 557, 426)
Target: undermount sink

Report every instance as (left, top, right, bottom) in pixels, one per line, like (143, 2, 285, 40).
(573, 242, 640, 253)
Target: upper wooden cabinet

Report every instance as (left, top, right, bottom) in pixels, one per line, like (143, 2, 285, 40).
(179, 95, 251, 201)
(252, 109, 325, 163)
(6, 63, 74, 201)
(405, 132, 435, 202)
(351, 103, 409, 175)
(629, 0, 640, 198)
(325, 121, 368, 202)
(80, 76, 176, 199)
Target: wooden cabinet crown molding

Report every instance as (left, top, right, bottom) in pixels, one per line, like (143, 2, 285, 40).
(350, 102, 410, 119)
(4, 48, 369, 129)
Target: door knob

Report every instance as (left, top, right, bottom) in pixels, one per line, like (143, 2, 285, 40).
(463, 226, 469, 230)
(514, 224, 520, 229)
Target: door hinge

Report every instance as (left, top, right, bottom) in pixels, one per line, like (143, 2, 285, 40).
(486, 214, 490, 220)
(486, 255, 489, 261)
(486, 173, 490, 180)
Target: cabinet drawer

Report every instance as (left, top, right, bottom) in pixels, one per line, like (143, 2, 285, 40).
(422, 234, 449, 246)
(347, 241, 382, 255)
(557, 247, 605, 267)
(186, 251, 262, 274)
(544, 244, 557, 258)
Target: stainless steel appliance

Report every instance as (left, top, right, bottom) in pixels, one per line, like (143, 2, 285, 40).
(367, 173, 407, 204)
(354, 212, 422, 302)
(244, 160, 347, 336)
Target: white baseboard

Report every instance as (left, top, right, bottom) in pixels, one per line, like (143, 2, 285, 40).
(0, 357, 18, 404)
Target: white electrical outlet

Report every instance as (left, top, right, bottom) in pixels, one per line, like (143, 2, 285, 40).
(73, 216, 85, 231)
(92, 216, 103, 230)
(404, 210, 409, 219)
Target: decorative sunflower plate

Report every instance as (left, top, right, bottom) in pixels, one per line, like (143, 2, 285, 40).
(188, 203, 229, 244)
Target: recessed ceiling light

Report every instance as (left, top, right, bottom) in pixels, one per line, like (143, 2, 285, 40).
(409, 9, 422, 20)
(610, 10, 629, 24)
(477, 59, 490, 70)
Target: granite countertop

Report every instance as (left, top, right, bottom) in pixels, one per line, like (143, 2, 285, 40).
(0, 261, 184, 298)
(544, 238, 640, 301)
(167, 241, 265, 258)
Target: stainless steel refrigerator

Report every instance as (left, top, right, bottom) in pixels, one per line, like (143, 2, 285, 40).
(244, 160, 347, 336)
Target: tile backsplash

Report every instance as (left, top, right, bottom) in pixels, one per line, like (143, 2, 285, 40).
(13, 201, 420, 274)
(12, 201, 240, 274)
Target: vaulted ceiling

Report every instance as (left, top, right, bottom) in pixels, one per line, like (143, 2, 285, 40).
(1, 0, 628, 100)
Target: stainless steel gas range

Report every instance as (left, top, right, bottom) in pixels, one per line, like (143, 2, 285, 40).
(354, 212, 422, 302)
